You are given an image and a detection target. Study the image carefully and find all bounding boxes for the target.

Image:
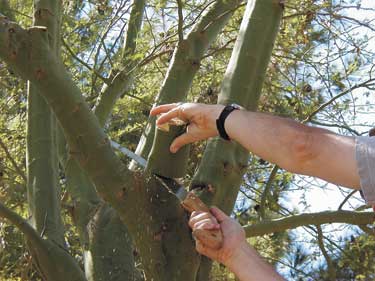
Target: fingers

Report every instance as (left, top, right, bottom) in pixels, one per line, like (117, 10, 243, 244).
(189, 211, 220, 230)
(155, 107, 182, 126)
(149, 103, 178, 116)
(210, 207, 229, 223)
(194, 219, 220, 231)
(170, 133, 195, 153)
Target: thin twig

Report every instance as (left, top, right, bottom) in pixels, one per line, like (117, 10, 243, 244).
(259, 165, 279, 220)
(176, 0, 184, 43)
(0, 138, 26, 182)
(338, 190, 358, 210)
(62, 38, 110, 84)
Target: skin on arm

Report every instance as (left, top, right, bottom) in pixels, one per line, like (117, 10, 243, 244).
(189, 207, 284, 281)
(150, 103, 360, 189)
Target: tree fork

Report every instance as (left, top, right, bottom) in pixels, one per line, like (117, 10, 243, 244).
(94, 0, 147, 127)
(130, 0, 242, 169)
(0, 17, 196, 281)
(62, 3, 147, 279)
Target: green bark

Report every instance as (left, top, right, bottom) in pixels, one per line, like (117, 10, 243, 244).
(65, 159, 139, 281)
(27, 0, 64, 246)
(244, 210, 375, 237)
(84, 204, 141, 281)
(0, 202, 87, 281)
(191, 0, 284, 279)
(147, 125, 190, 178)
(27, 84, 64, 245)
(131, 0, 242, 169)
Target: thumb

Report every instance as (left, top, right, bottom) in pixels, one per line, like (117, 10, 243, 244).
(170, 133, 194, 153)
(210, 207, 229, 223)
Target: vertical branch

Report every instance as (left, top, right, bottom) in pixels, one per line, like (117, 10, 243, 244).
(259, 165, 279, 220)
(316, 225, 336, 281)
(192, 0, 284, 211)
(176, 0, 184, 43)
(27, 0, 64, 246)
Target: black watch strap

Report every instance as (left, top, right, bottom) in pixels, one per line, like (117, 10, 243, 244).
(216, 104, 240, 140)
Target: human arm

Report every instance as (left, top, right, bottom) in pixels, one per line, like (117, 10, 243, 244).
(189, 207, 284, 281)
(150, 103, 360, 189)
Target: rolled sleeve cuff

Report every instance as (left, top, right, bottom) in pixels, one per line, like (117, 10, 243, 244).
(356, 136, 375, 205)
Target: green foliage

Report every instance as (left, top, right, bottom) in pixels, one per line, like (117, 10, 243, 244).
(314, 234, 375, 280)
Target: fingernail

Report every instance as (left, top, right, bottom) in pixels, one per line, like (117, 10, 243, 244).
(170, 146, 176, 153)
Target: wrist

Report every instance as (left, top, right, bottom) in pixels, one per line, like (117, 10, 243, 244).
(208, 104, 225, 135)
(223, 109, 243, 142)
(224, 241, 252, 271)
(216, 104, 244, 141)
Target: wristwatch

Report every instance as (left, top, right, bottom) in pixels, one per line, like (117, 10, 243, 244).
(216, 103, 242, 141)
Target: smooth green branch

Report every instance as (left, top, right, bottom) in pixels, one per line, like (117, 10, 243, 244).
(0, 201, 44, 247)
(94, 0, 146, 127)
(0, 201, 86, 281)
(26, 0, 65, 247)
(244, 210, 375, 237)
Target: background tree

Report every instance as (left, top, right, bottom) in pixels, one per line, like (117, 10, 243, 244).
(0, 0, 374, 280)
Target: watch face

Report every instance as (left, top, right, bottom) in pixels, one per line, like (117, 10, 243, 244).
(230, 103, 243, 110)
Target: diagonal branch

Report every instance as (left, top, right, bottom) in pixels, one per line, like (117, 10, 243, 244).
(0, 201, 43, 246)
(94, 0, 146, 127)
(62, 38, 110, 84)
(0, 201, 86, 281)
(0, 137, 26, 182)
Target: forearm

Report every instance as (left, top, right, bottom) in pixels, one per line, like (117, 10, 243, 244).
(225, 110, 312, 172)
(224, 109, 360, 188)
(226, 242, 284, 281)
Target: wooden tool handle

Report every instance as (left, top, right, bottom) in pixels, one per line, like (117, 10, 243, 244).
(181, 192, 223, 250)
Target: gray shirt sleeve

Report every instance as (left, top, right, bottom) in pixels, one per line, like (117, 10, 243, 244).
(356, 136, 375, 205)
